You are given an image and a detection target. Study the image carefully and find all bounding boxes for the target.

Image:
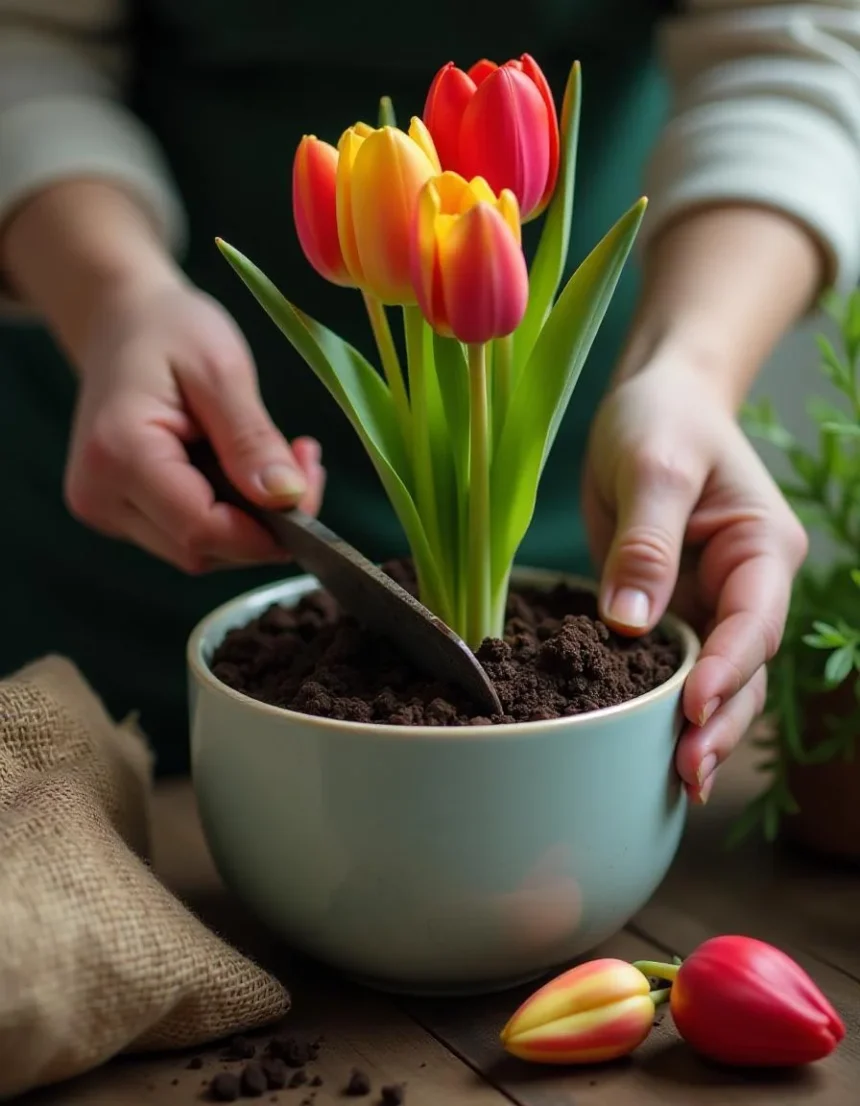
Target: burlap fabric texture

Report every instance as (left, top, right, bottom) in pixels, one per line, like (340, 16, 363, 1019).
(0, 656, 290, 1099)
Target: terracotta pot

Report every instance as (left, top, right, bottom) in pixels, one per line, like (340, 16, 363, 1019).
(783, 681, 860, 861)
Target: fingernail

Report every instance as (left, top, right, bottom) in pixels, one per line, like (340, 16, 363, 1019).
(700, 697, 721, 726)
(696, 752, 718, 787)
(605, 587, 650, 629)
(694, 772, 717, 806)
(259, 463, 307, 499)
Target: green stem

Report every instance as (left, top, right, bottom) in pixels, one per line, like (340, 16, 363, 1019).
(378, 95, 397, 128)
(466, 343, 492, 649)
(363, 293, 411, 445)
(632, 960, 681, 984)
(493, 334, 514, 448)
(650, 987, 672, 1009)
(490, 567, 512, 640)
(404, 306, 447, 595)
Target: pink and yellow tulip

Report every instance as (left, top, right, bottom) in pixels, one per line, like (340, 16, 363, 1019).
(410, 171, 528, 345)
(500, 958, 663, 1064)
(423, 54, 560, 221)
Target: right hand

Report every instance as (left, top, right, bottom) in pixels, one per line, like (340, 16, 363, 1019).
(64, 279, 326, 573)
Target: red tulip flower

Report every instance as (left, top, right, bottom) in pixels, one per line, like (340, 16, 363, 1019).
(635, 936, 845, 1067)
(423, 54, 560, 222)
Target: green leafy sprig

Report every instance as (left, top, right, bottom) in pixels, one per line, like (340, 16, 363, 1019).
(730, 290, 860, 846)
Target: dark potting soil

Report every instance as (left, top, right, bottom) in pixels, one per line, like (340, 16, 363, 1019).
(210, 561, 681, 725)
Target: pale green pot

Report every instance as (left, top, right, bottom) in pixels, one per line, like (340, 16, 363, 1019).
(187, 568, 698, 995)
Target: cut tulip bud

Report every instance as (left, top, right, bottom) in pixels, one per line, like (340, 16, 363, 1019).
(500, 958, 666, 1065)
(292, 136, 354, 286)
(410, 171, 528, 344)
(423, 54, 560, 221)
(635, 936, 846, 1067)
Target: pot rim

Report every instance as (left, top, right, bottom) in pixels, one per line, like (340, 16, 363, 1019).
(187, 568, 700, 741)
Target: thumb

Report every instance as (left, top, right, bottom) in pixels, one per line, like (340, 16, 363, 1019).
(598, 454, 702, 634)
(182, 355, 308, 507)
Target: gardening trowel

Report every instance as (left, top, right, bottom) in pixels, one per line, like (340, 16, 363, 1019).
(188, 438, 503, 717)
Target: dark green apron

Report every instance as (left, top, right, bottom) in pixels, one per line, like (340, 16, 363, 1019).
(0, 0, 669, 773)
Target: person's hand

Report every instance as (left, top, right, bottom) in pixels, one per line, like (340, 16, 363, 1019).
(64, 279, 326, 572)
(582, 356, 808, 804)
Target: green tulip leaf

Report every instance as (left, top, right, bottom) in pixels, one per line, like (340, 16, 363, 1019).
(490, 196, 647, 591)
(513, 60, 581, 376)
(216, 239, 446, 611)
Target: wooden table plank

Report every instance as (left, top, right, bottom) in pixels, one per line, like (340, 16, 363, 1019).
(19, 750, 860, 1105)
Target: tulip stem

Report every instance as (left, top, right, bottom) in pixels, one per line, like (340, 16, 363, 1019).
(363, 293, 412, 452)
(466, 342, 493, 650)
(493, 333, 514, 447)
(403, 305, 448, 614)
(632, 960, 681, 984)
(650, 987, 672, 1008)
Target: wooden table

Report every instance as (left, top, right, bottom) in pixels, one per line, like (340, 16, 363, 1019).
(22, 741, 860, 1105)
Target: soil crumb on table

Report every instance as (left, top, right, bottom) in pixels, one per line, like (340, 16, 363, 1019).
(210, 562, 681, 726)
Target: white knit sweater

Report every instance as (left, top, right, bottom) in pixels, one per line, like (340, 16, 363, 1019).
(1, 0, 860, 298)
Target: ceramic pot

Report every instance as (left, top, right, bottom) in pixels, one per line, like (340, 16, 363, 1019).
(187, 568, 699, 995)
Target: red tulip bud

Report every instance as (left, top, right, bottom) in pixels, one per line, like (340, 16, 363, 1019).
(634, 936, 845, 1067)
(423, 54, 560, 222)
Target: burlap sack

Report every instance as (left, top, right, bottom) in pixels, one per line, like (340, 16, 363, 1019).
(0, 656, 290, 1099)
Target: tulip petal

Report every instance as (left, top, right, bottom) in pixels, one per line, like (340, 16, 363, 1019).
(336, 127, 368, 284)
(411, 179, 451, 335)
(497, 189, 522, 244)
(438, 201, 528, 344)
(408, 116, 442, 174)
(458, 67, 551, 221)
(519, 54, 560, 216)
(423, 63, 475, 173)
(468, 58, 498, 85)
(292, 136, 353, 286)
(463, 176, 497, 207)
(350, 127, 437, 304)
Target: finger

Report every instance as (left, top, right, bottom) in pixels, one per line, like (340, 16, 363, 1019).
(599, 450, 704, 634)
(682, 511, 806, 727)
(676, 665, 768, 804)
(290, 436, 327, 517)
(118, 507, 210, 573)
(580, 455, 615, 572)
(180, 346, 310, 507)
(125, 426, 290, 564)
(665, 563, 710, 633)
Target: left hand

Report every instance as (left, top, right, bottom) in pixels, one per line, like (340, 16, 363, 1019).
(582, 355, 808, 804)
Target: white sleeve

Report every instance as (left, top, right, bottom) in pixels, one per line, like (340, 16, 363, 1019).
(640, 1, 860, 292)
(0, 0, 186, 255)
